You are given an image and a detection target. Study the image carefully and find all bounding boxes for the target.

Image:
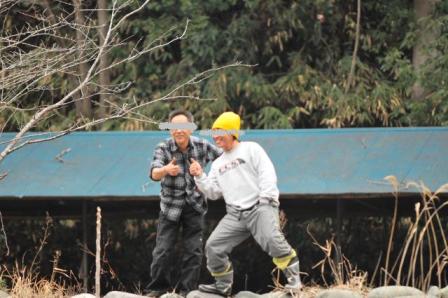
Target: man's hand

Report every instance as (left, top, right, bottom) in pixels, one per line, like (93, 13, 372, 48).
(164, 158, 180, 176)
(189, 158, 203, 177)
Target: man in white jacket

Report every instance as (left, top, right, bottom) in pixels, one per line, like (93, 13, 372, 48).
(189, 112, 302, 296)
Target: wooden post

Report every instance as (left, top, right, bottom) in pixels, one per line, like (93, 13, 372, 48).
(95, 206, 101, 298)
(82, 200, 88, 292)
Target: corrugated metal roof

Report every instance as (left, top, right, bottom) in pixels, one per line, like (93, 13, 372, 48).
(0, 127, 447, 198)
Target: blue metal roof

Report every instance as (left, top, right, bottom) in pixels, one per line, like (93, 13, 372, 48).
(0, 127, 447, 198)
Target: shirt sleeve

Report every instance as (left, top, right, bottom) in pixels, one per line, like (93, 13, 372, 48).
(251, 143, 280, 200)
(149, 143, 168, 181)
(194, 166, 223, 200)
(205, 140, 223, 163)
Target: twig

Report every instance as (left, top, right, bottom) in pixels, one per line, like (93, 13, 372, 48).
(0, 211, 10, 256)
(3, 131, 71, 157)
(55, 147, 72, 163)
(369, 251, 382, 288)
(383, 175, 400, 285)
(0, 172, 7, 181)
(30, 212, 53, 273)
(0, 0, 249, 164)
(384, 194, 398, 285)
(50, 250, 62, 283)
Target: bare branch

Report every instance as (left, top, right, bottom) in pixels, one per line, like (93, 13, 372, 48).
(111, 0, 151, 32)
(0, 1, 250, 163)
(94, 21, 188, 78)
(0, 172, 8, 181)
(0, 211, 9, 256)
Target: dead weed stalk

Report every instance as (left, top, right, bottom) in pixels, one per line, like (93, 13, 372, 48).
(382, 176, 448, 291)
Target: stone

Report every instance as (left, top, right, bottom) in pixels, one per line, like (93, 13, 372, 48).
(186, 290, 227, 298)
(103, 291, 148, 298)
(160, 293, 183, 298)
(440, 286, 448, 298)
(316, 289, 362, 298)
(260, 291, 292, 298)
(427, 286, 441, 298)
(367, 286, 424, 298)
(234, 291, 262, 298)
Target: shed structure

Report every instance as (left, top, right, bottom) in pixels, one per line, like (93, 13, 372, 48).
(1, 127, 447, 288)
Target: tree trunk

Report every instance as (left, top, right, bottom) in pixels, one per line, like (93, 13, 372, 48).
(73, 0, 92, 118)
(412, 0, 440, 100)
(97, 0, 111, 119)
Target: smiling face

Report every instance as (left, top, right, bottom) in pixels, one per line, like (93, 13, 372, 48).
(170, 114, 192, 149)
(212, 131, 237, 151)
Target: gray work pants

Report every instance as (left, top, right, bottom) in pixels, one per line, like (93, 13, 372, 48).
(205, 202, 292, 273)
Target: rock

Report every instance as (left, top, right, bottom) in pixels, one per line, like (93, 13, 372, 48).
(441, 286, 448, 298)
(70, 294, 96, 298)
(427, 286, 441, 298)
(234, 291, 262, 298)
(103, 291, 147, 298)
(260, 291, 292, 298)
(316, 289, 362, 298)
(0, 290, 10, 298)
(367, 286, 424, 298)
(161, 293, 184, 298)
(186, 290, 227, 298)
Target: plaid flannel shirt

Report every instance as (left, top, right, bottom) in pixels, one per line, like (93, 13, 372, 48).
(150, 135, 222, 222)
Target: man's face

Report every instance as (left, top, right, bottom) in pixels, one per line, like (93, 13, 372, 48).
(212, 131, 234, 151)
(170, 114, 192, 145)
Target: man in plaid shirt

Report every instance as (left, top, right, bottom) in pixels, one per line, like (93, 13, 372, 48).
(145, 109, 222, 297)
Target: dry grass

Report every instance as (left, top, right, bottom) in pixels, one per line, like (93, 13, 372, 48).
(301, 284, 369, 298)
(9, 273, 67, 298)
(1, 213, 79, 298)
(276, 177, 448, 297)
(381, 177, 448, 291)
(2, 179, 447, 297)
(1, 259, 79, 298)
(269, 284, 370, 298)
(306, 229, 368, 289)
(271, 211, 371, 298)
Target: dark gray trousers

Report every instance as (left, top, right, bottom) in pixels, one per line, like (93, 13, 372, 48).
(147, 203, 204, 293)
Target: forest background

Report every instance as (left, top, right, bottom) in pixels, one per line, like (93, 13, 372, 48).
(0, 0, 447, 295)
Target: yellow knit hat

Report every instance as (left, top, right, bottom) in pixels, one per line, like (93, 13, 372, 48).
(212, 112, 241, 139)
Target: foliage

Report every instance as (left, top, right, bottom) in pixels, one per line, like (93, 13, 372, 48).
(1, 0, 448, 293)
(117, 0, 416, 129)
(2, 0, 447, 132)
(410, 2, 448, 125)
